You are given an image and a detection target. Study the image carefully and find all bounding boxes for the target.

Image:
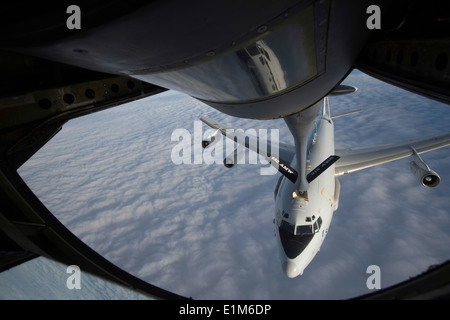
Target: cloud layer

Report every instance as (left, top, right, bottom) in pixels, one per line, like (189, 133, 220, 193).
(12, 70, 450, 299)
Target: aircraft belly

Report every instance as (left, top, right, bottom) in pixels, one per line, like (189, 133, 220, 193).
(275, 115, 337, 277)
(308, 119, 336, 203)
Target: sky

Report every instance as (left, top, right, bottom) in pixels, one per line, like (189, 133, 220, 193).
(2, 69, 450, 300)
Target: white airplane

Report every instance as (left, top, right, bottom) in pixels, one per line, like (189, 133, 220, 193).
(200, 85, 450, 278)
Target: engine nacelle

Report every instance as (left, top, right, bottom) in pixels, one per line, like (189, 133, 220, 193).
(223, 144, 245, 168)
(202, 129, 221, 149)
(410, 147, 440, 188)
(410, 161, 440, 188)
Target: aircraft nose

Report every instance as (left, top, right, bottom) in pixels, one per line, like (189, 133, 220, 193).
(282, 261, 301, 278)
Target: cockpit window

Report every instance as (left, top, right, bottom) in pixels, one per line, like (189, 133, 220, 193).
(280, 220, 296, 234)
(313, 222, 319, 233)
(281, 216, 322, 235)
(317, 216, 323, 228)
(296, 224, 313, 235)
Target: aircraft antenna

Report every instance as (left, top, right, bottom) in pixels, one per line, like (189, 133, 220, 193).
(322, 96, 331, 119)
(327, 96, 331, 117)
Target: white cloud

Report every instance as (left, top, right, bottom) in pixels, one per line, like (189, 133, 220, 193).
(0, 256, 152, 300)
(8, 69, 450, 300)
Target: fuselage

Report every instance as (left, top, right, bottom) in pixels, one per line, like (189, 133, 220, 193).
(274, 109, 336, 278)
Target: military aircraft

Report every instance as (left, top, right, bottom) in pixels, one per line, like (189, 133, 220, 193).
(1, 0, 449, 298)
(201, 86, 450, 277)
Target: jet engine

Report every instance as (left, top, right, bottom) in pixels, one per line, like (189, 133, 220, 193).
(223, 144, 245, 168)
(410, 148, 441, 188)
(202, 129, 221, 149)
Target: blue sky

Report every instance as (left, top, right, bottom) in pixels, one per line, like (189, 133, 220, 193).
(3, 69, 450, 299)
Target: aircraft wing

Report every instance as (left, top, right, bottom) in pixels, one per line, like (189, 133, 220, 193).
(200, 116, 298, 181)
(200, 116, 295, 161)
(335, 132, 450, 175)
